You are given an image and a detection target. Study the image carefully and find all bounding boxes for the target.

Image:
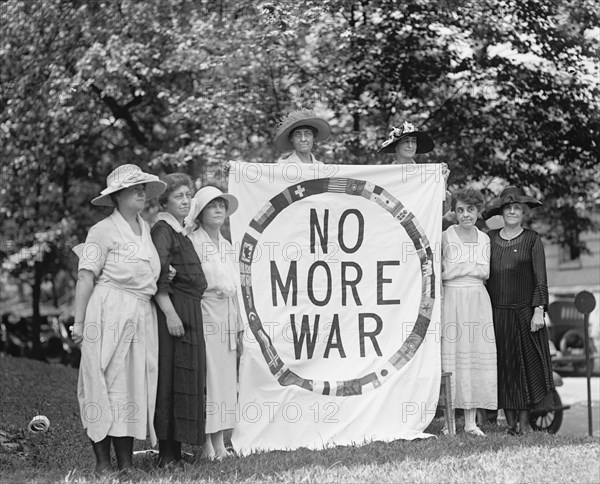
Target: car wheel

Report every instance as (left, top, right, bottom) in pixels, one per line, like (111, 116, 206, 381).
(559, 329, 585, 354)
(529, 389, 564, 434)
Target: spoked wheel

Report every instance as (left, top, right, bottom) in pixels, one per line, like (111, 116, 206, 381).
(529, 389, 564, 434)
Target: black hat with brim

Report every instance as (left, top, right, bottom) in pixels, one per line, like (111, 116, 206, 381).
(378, 131, 434, 154)
(378, 122, 434, 154)
(483, 186, 543, 220)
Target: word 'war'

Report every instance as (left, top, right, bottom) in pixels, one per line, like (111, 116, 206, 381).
(289, 312, 386, 359)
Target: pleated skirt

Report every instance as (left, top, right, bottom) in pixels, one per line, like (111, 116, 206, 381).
(154, 293, 206, 445)
(493, 305, 555, 409)
(203, 298, 238, 433)
(441, 284, 498, 410)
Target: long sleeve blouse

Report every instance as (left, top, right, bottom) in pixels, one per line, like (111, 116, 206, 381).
(486, 228, 549, 309)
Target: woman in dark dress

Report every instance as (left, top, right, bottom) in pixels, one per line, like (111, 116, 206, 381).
(377, 120, 434, 165)
(151, 173, 207, 466)
(378, 121, 451, 210)
(484, 186, 554, 435)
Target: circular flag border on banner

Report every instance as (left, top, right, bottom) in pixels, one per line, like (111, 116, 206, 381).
(238, 177, 435, 396)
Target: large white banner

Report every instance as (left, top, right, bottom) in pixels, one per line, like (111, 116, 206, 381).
(228, 162, 444, 453)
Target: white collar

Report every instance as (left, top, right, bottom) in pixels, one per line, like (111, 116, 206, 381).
(109, 209, 152, 260)
(193, 225, 222, 244)
(281, 151, 322, 164)
(156, 212, 185, 233)
(110, 209, 143, 238)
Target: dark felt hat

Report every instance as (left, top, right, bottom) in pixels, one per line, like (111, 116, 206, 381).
(483, 186, 543, 219)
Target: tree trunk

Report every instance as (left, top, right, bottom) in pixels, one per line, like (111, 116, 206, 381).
(31, 262, 44, 360)
(51, 275, 58, 307)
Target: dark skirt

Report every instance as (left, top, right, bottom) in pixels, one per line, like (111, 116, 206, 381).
(493, 305, 554, 409)
(154, 293, 206, 445)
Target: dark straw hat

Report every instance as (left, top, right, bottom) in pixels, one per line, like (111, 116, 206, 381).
(378, 121, 434, 154)
(483, 186, 543, 219)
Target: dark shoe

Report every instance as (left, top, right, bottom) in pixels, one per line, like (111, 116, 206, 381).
(505, 426, 520, 436)
(158, 457, 182, 470)
(158, 439, 182, 468)
(504, 409, 518, 430)
(113, 436, 134, 470)
(94, 462, 114, 476)
(158, 455, 176, 468)
(173, 440, 182, 461)
(91, 436, 113, 474)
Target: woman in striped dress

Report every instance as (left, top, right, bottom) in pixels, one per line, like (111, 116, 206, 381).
(484, 186, 554, 435)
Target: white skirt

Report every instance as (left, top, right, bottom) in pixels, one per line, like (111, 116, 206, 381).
(441, 283, 498, 410)
(77, 285, 158, 443)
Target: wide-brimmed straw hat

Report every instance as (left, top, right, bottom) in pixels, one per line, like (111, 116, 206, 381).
(483, 186, 543, 220)
(274, 108, 331, 151)
(378, 121, 435, 154)
(185, 186, 239, 228)
(91, 164, 166, 206)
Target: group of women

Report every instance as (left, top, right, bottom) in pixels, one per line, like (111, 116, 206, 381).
(440, 185, 554, 436)
(73, 165, 241, 473)
(376, 119, 554, 437)
(377, 119, 554, 437)
(72, 110, 555, 473)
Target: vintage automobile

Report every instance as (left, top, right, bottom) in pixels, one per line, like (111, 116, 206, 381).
(547, 296, 599, 376)
(1, 302, 80, 367)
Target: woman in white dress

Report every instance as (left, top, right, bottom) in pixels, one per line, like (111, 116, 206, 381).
(441, 187, 497, 436)
(72, 164, 166, 473)
(185, 186, 243, 459)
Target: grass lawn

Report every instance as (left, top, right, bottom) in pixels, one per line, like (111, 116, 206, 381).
(1, 354, 599, 483)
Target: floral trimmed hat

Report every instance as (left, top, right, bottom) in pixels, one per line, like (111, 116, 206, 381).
(274, 108, 331, 151)
(483, 186, 543, 220)
(378, 121, 435, 154)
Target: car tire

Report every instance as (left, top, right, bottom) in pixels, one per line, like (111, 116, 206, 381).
(529, 389, 564, 434)
(559, 329, 585, 354)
